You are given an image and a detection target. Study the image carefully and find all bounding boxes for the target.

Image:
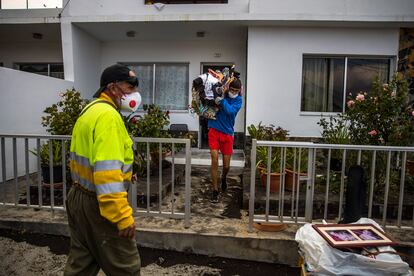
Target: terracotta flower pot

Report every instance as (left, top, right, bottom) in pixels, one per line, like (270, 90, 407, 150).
(260, 171, 282, 193)
(150, 150, 171, 165)
(284, 169, 307, 191)
(407, 160, 414, 176)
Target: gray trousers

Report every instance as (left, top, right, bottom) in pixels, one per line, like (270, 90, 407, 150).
(64, 185, 140, 276)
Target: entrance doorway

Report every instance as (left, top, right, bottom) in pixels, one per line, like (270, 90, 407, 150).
(199, 63, 233, 149)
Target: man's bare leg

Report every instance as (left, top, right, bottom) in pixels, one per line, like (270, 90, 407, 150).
(210, 150, 219, 191)
(210, 150, 220, 202)
(221, 154, 231, 191)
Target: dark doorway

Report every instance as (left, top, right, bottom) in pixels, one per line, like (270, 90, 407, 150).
(199, 63, 233, 149)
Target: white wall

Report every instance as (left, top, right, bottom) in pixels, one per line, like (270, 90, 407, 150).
(0, 9, 61, 24)
(0, 67, 73, 179)
(65, 0, 249, 17)
(58, 0, 414, 25)
(71, 24, 101, 97)
(0, 41, 62, 69)
(249, 0, 414, 22)
(246, 27, 399, 137)
(100, 39, 247, 133)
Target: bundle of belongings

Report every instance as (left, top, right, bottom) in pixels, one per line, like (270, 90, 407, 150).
(191, 65, 240, 120)
(295, 218, 412, 276)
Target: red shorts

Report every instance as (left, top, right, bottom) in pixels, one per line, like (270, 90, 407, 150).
(208, 128, 234, 155)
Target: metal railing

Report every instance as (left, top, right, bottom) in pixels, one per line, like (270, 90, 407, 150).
(130, 137, 192, 228)
(0, 134, 192, 227)
(248, 139, 414, 232)
(0, 134, 71, 211)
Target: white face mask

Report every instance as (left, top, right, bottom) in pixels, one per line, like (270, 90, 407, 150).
(228, 91, 239, 99)
(121, 92, 141, 113)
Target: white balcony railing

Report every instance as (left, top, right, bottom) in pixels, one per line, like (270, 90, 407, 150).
(0, 0, 62, 9)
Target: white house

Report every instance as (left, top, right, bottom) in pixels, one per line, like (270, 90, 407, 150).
(1, 0, 413, 149)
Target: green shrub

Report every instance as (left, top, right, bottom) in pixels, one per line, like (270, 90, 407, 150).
(30, 140, 66, 166)
(318, 116, 350, 145)
(248, 122, 289, 173)
(33, 89, 88, 166)
(42, 89, 89, 135)
(247, 122, 289, 141)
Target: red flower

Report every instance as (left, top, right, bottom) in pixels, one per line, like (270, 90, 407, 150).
(368, 129, 377, 136)
(131, 117, 137, 124)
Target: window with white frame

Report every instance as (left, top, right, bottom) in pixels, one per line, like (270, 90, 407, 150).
(126, 63, 189, 111)
(301, 56, 391, 113)
(15, 63, 64, 79)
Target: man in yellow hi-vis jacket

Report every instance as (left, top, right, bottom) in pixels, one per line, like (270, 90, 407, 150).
(65, 64, 142, 276)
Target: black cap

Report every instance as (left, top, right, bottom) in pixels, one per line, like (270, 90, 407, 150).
(93, 64, 139, 98)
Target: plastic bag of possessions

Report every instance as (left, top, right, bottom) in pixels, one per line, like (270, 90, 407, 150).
(295, 218, 412, 276)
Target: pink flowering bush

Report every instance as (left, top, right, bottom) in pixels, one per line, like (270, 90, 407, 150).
(368, 129, 377, 136)
(343, 74, 414, 146)
(320, 74, 414, 146)
(318, 74, 414, 198)
(355, 93, 365, 102)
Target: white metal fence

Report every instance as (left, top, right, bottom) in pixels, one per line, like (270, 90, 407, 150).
(249, 139, 414, 232)
(130, 137, 192, 227)
(0, 134, 192, 227)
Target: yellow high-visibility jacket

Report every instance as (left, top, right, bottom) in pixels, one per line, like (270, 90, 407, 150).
(70, 93, 134, 230)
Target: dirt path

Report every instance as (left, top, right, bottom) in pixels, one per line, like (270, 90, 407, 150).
(0, 236, 221, 276)
(0, 236, 67, 276)
(0, 229, 300, 276)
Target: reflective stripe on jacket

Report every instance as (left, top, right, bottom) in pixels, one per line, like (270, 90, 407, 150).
(70, 93, 134, 230)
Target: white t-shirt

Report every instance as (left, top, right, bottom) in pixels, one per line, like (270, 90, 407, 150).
(199, 73, 219, 100)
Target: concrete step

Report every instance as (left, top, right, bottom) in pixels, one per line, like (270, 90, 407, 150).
(165, 149, 245, 167)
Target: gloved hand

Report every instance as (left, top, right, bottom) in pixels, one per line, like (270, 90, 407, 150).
(215, 96, 224, 105)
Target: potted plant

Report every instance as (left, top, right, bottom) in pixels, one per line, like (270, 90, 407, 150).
(30, 141, 66, 185)
(32, 89, 88, 185)
(285, 148, 308, 191)
(125, 104, 173, 176)
(256, 146, 283, 192)
(248, 122, 289, 192)
(247, 122, 289, 141)
(318, 116, 351, 172)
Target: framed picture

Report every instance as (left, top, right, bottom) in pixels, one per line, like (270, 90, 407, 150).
(312, 224, 397, 248)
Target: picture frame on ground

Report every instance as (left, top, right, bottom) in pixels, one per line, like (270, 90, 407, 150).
(312, 224, 397, 248)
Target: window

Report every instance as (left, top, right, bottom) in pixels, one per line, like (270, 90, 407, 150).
(145, 0, 227, 4)
(15, 63, 64, 79)
(126, 63, 189, 110)
(301, 56, 391, 113)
